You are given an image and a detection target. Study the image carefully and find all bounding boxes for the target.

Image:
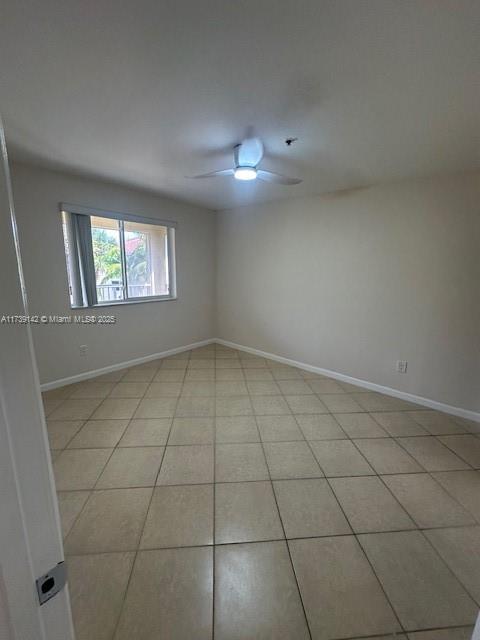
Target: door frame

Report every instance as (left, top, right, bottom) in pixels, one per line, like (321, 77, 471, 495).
(0, 118, 74, 639)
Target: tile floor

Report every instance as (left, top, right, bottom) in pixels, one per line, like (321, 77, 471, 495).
(43, 343, 480, 640)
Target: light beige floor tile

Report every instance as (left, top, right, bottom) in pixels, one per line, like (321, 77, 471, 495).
(109, 382, 148, 398)
(371, 411, 429, 437)
(263, 441, 323, 479)
(425, 526, 480, 603)
(398, 437, 470, 471)
(134, 397, 177, 419)
(407, 411, 468, 435)
(215, 416, 259, 443)
(438, 435, 480, 468)
(243, 368, 274, 380)
(307, 379, 346, 394)
(295, 414, 347, 440)
(153, 369, 186, 382)
(274, 478, 350, 538)
(48, 398, 103, 421)
(71, 382, 116, 398)
(121, 367, 157, 382)
(65, 488, 152, 554)
(215, 481, 283, 544)
(256, 415, 304, 442)
(277, 380, 314, 395)
(290, 536, 400, 639)
(285, 394, 329, 414)
(353, 392, 410, 412)
(408, 629, 474, 639)
(181, 381, 216, 396)
(215, 381, 249, 396)
(57, 491, 90, 538)
(68, 552, 135, 640)
(96, 447, 164, 488)
(68, 419, 129, 448)
(190, 347, 214, 358)
(90, 370, 126, 383)
(115, 547, 213, 640)
(190, 349, 214, 359)
(157, 445, 214, 485)
(354, 439, 423, 474)
(337, 381, 369, 393)
(319, 393, 364, 413)
(168, 417, 214, 445)
(161, 359, 188, 370)
(215, 541, 309, 640)
(92, 398, 140, 420)
(47, 420, 84, 449)
(358, 530, 477, 630)
(335, 413, 389, 438)
(215, 368, 245, 380)
(215, 396, 253, 416)
(432, 471, 480, 522)
(185, 368, 216, 381)
(54, 448, 112, 490)
(310, 440, 374, 477)
(246, 380, 281, 395)
(298, 371, 329, 380)
(144, 382, 183, 397)
(175, 396, 215, 417)
(118, 418, 172, 447)
(271, 367, 303, 380)
(43, 397, 65, 416)
(215, 358, 242, 369)
(50, 449, 62, 461)
(141, 484, 213, 549)
(251, 395, 291, 415)
(216, 443, 269, 482)
(383, 473, 476, 528)
(239, 357, 268, 368)
(330, 476, 415, 533)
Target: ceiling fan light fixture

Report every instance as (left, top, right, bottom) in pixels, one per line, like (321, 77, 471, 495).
(234, 166, 257, 181)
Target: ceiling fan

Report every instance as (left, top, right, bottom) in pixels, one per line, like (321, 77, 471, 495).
(188, 137, 302, 185)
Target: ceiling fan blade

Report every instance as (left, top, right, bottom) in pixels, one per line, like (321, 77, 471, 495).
(256, 169, 302, 185)
(235, 137, 264, 167)
(187, 169, 234, 179)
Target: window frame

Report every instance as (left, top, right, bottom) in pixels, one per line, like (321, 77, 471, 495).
(60, 203, 177, 308)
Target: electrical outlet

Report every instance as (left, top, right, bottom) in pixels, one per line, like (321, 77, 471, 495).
(79, 344, 88, 357)
(396, 360, 407, 373)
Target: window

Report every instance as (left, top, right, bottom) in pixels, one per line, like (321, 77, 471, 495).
(61, 204, 176, 307)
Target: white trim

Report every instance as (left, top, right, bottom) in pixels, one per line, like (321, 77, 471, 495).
(216, 338, 480, 424)
(40, 339, 215, 391)
(40, 335, 480, 426)
(60, 202, 177, 228)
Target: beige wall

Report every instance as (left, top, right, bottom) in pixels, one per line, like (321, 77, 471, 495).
(217, 173, 480, 413)
(11, 162, 216, 384)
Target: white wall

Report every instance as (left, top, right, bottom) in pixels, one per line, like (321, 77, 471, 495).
(11, 162, 216, 384)
(217, 173, 480, 413)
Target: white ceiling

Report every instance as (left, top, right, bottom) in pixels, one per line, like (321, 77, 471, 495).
(1, 0, 479, 210)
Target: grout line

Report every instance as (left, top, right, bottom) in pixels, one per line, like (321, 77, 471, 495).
(256, 414, 313, 640)
(64, 523, 480, 557)
(110, 357, 183, 640)
(419, 528, 480, 608)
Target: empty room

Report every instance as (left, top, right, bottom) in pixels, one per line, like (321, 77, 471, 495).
(0, 1, 479, 639)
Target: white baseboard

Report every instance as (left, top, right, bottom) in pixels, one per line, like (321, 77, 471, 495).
(216, 338, 480, 425)
(40, 339, 216, 391)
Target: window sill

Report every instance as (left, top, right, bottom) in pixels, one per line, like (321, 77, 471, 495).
(71, 296, 178, 310)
